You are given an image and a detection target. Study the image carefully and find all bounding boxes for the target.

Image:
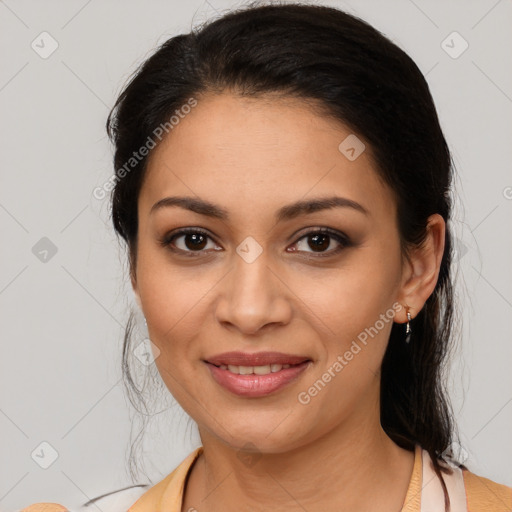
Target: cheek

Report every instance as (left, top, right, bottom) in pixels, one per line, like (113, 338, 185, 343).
(136, 244, 212, 340)
(136, 253, 213, 408)
(295, 238, 402, 412)
(302, 239, 402, 341)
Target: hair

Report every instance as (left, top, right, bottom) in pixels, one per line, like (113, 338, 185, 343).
(106, 2, 465, 509)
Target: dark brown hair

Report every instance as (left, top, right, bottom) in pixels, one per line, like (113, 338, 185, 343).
(106, 2, 465, 509)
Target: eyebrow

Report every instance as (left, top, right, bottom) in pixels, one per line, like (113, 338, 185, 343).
(150, 195, 369, 221)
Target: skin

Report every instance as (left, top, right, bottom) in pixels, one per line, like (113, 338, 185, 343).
(131, 92, 445, 511)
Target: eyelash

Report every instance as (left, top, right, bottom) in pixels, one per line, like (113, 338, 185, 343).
(159, 227, 351, 258)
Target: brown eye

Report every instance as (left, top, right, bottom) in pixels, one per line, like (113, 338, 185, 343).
(291, 228, 350, 256)
(180, 232, 208, 251)
(160, 228, 220, 256)
(306, 233, 331, 252)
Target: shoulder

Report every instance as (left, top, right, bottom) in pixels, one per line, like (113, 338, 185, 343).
(18, 484, 149, 512)
(19, 448, 203, 512)
(128, 446, 204, 510)
(462, 468, 512, 511)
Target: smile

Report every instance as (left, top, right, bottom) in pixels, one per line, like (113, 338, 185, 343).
(203, 352, 312, 398)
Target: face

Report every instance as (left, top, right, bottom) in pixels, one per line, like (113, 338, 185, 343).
(132, 92, 408, 453)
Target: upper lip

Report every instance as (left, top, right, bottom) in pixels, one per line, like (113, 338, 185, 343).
(205, 351, 310, 366)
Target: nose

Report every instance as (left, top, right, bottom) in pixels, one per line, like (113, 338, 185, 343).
(214, 246, 293, 336)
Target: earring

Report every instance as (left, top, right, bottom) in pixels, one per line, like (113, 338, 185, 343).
(405, 309, 412, 344)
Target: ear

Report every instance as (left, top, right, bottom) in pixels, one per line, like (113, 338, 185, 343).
(396, 213, 445, 323)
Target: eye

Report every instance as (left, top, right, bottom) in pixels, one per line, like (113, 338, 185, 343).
(160, 227, 351, 258)
(289, 228, 351, 257)
(159, 228, 221, 256)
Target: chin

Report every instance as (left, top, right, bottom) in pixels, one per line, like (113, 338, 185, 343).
(200, 410, 312, 455)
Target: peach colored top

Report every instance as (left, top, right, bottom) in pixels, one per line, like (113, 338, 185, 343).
(21, 444, 512, 512)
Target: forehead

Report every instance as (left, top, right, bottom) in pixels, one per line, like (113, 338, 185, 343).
(139, 92, 393, 220)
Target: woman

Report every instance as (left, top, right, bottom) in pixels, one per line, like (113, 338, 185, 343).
(22, 2, 512, 511)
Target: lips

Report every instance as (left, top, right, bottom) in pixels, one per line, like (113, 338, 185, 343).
(203, 351, 312, 397)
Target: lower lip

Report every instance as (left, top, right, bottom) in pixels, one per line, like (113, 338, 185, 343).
(205, 361, 311, 398)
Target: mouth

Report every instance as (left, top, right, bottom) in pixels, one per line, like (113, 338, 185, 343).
(203, 351, 312, 397)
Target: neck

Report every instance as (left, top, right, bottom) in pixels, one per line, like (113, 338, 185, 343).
(183, 401, 415, 512)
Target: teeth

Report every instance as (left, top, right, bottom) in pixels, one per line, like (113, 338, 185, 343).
(239, 365, 253, 375)
(254, 365, 271, 375)
(220, 363, 295, 375)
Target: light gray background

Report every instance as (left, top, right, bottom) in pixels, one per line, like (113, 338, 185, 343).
(1, 0, 511, 509)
